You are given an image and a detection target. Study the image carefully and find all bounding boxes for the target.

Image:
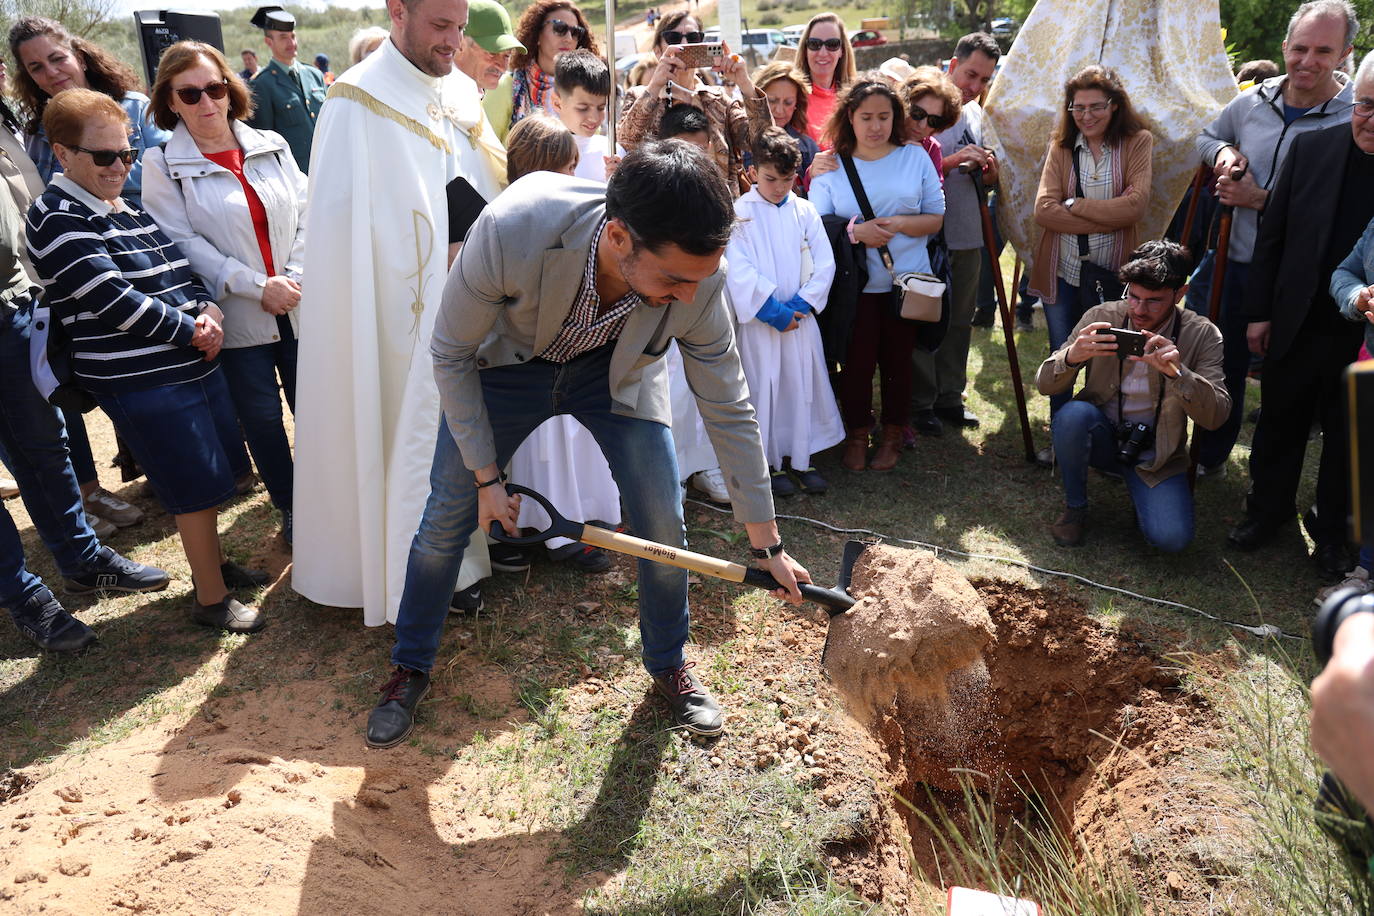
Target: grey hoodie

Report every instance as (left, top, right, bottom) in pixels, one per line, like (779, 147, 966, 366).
(1196, 72, 1353, 263)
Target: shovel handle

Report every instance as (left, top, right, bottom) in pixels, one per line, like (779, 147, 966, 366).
(740, 567, 855, 614)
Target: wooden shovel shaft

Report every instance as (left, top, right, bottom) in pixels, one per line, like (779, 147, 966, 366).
(579, 525, 750, 582)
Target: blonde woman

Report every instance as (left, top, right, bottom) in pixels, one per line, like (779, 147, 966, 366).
(795, 12, 857, 143)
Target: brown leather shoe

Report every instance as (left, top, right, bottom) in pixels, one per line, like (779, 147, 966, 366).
(1051, 506, 1087, 547)
(842, 427, 870, 471)
(870, 425, 904, 472)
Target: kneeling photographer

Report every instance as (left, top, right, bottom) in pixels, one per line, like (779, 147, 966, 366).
(1036, 240, 1229, 550)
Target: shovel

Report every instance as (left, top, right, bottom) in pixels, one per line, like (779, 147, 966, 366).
(491, 484, 861, 614)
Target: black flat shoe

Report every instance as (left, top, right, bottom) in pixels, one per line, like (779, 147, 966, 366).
(221, 561, 269, 589)
(190, 596, 265, 633)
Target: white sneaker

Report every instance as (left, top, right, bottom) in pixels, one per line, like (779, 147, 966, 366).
(84, 487, 143, 527)
(689, 468, 731, 504)
(83, 511, 117, 539)
(1314, 567, 1372, 607)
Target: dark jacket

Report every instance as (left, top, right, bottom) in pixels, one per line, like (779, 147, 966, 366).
(247, 59, 327, 173)
(1245, 122, 1372, 361)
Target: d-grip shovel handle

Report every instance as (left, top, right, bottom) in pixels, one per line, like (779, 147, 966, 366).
(491, 484, 855, 613)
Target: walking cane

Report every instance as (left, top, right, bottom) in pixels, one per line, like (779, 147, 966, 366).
(961, 162, 1036, 462)
(1187, 163, 1246, 486)
(1176, 165, 1208, 251)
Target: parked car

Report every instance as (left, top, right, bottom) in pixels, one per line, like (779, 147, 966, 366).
(990, 17, 1019, 38)
(782, 24, 806, 45)
(740, 28, 794, 59)
(848, 28, 887, 48)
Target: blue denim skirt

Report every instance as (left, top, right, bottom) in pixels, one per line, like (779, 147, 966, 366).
(95, 369, 238, 514)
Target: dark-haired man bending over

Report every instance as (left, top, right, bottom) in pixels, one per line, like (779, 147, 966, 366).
(367, 141, 811, 747)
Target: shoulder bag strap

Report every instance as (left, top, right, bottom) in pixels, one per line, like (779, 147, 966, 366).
(1074, 147, 1091, 262)
(840, 154, 896, 277)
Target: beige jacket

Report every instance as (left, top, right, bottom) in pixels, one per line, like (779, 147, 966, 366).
(432, 170, 774, 523)
(1036, 300, 1230, 487)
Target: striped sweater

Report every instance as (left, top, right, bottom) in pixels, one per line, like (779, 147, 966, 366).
(25, 175, 215, 393)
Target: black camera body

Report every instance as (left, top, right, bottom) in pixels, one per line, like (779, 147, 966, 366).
(1115, 421, 1154, 466)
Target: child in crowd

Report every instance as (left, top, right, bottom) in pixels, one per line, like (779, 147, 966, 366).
(749, 62, 819, 186)
(726, 127, 841, 496)
(500, 114, 622, 573)
(658, 103, 712, 153)
(552, 50, 615, 182)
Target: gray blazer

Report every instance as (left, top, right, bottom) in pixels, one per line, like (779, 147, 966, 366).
(432, 171, 774, 523)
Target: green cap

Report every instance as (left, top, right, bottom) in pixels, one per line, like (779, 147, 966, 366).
(467, 0, 525, 54)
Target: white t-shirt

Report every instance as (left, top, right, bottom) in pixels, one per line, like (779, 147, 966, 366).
(573, 133, 609, 183)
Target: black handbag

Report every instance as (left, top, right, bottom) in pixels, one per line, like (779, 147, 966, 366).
(839, 154, 945, 328)
(1074, 147, 1125, 306)
(29, 300, 98, 415)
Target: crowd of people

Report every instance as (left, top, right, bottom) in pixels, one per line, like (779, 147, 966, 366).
(1, 0, 1372, 753)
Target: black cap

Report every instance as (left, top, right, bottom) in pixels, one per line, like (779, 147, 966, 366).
(250, 6, 295, 31)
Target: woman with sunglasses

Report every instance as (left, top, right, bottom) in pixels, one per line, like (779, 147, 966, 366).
(141, 41, 307, 546)
(484, 0, 599, 142)
(809, 78, 944, 472)
(618, 10, 771, 194)
(9, 16, 176, 539)
(25, 89, 263, 634)
(795, 13, 857, 144)
(1029, 65, 1152, 416)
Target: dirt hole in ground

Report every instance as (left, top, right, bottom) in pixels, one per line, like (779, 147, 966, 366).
(826, 547, 1207, 900)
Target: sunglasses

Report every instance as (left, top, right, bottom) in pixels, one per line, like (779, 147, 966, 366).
(174, 80, 229, 105)
(662, 29, 705, 45)
(546, 19, 587, 41)
(71, 145, 138, 167)
(909, 108, 950, 131)
(806, 37, 844, 51)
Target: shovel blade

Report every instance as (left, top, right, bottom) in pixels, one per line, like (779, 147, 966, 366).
(836, 540, 869, 601)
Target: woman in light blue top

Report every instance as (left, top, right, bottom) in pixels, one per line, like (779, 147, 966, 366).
(810, 77, 943, 471)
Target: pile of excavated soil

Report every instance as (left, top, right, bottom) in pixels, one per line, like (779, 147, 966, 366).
(823, 544, 996, 724)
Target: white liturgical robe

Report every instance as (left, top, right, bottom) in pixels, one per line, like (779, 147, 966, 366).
(292, 38, 494, 625)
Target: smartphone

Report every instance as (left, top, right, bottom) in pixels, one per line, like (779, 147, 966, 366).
(676, 42, 724, 69)
(1108, 327, 1146, 359)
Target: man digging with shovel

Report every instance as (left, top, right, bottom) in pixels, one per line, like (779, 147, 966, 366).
(366, 142, 811, 748)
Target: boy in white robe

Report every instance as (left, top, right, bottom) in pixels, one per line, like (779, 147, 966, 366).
(725, 127, 841, 495)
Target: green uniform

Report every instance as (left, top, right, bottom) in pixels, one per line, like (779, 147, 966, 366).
(247, 58, 326, 172)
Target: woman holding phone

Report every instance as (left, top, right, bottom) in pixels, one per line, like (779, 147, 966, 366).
(616, 10, 772, 193)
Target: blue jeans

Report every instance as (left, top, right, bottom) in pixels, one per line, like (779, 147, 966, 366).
(392, 344, 688, 674)
(0, 302, 100, 604)
(1187, 258, 1249, 469)
(1053, 400, 1195, 552)
(1044, 277, 1088, 415)
(219, 336, 298, 513)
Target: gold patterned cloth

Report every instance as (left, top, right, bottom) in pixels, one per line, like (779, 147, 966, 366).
(983, 0, 1237, 259)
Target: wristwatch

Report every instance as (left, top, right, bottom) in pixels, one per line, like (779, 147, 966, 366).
(1064, 197, 1077, 210)
(750, 540, 785, 560)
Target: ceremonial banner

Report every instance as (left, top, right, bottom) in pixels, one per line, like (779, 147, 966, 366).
(983, 0, 1237, 259)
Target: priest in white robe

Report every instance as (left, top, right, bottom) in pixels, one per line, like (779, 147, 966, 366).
(292, 0, 495, 625)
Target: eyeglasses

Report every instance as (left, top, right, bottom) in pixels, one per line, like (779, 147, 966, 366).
(70, 146, 138, 167)
(173, 80, 230, 105)
(1355, 98, 1374, 117)
(546, 19, 587, 41)
(662, 29, 705, 45)
(1067, 101, 1112, 115)
(806, 37, 844, 51)
(909, 108, 950, 130)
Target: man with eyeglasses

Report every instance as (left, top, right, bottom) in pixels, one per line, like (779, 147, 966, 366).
(1037, 241, 1229, 551)
(1194, 0, 1355, 484)
(1228, 49, 1374, 576)
(911, 31, 1001, 439)
(246, 5, 327, 172)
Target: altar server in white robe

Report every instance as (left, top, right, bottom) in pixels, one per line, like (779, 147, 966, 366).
(725, 127, 841, 497)
(293, 0, 499, 624)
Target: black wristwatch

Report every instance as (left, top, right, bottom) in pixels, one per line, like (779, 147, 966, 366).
(750, 540, 785, 560)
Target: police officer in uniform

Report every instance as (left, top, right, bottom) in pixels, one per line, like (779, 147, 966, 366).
(247, 6, 326, 172)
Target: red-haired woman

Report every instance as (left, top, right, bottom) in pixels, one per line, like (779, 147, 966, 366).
(483, 0, 599, 142)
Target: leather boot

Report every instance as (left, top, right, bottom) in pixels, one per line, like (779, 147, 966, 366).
(842, 427, 871, 471)
(870, 424, 904, 471)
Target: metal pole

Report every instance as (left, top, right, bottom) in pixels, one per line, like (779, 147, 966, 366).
(605, 0, 617, 151)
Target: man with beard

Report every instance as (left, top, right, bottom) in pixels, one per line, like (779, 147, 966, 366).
(366, 143, 812, 748)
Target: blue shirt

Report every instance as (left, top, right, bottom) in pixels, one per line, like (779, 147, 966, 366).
(24, 92, 170, 206)
(809, 143, 945, 293)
